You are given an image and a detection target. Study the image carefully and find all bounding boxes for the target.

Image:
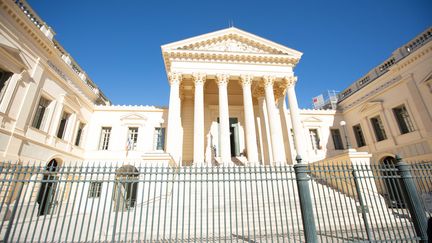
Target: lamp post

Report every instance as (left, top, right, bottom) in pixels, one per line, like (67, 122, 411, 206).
(339, 120, 351, 149)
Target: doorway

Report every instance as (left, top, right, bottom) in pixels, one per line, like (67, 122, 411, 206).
(114, 165, 139, 211)
(217, 117, 240, 157)
(381, 156, 405, 208)
(37, 159, 58, 216)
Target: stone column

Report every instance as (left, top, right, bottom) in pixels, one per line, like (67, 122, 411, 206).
(257, 96, 272, 164)
(166, 72, 182, 163)
(193, 73, 206, 165)
(278, 94, 294, 164)
(263, 76, 286, 164)
(216, 74, 231, 165)
(240, 75, 259, 164)
(286, 76, 306, 158)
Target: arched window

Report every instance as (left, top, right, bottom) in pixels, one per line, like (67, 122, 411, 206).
(37, 159, 59, 216)
(114, 165, 139, 211)
(380, 156, 405, 208)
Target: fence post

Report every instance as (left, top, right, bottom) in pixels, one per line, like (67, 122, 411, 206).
(3, 181, 23, 243)
(395, 155, 428, 242)
(293, 155, 318, 243)
(352, 168, 373, 241)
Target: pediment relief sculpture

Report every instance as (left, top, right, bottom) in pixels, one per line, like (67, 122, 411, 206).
(181, 38, 274, 55)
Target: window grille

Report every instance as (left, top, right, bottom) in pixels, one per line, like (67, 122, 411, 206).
(56, 111, 70, 139)
(370, 116, 387, 142)
(353, 124, 366, 147)
(32, 97, 50, 130)
(154, 127, 166, 151)
(88, 182, 102, 198)
(393, 105, 415, 134)
(309, 129, 320, 150)
(0, 69, 13, 103)
(75, 122, 85, 146)
(330, 129, 344, 150)
(127, 127, 139, 151)
(99, 127, 112, 150)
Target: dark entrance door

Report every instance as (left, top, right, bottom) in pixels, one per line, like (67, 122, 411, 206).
(217, 117, 240, 157)
(230, 126, 235, 156)
(37, 159, 58, 216)
(381, 156, 405, 208)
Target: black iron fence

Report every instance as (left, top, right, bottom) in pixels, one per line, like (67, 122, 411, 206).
(0, 157, 430, 242)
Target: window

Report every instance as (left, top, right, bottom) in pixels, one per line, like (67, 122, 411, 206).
(99, 127, 111, 150)
(353, 124, 366, 147)
(127, 127, 139, 151)
(393, 105, 415, 134)
(32, 97, 50, 130)
(75, 122, 85, 146)
(370, 116, 387, 142)
(0, 69, 13, 103)
(154, 127, 166, 151)
(309, 129, 320, 150)
(56, 111, 70, 139)
(290, 128, 296, 150)
(88, 182, 102, 198)
(330, 129, 344, 150)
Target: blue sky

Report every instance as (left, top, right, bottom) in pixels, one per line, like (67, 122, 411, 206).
(28, 0, 431, 108)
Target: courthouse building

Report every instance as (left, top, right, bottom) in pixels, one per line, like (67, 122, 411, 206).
(1, 0, 432, 168)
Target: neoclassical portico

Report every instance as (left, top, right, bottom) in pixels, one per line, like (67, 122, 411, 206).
(163, 27, 306, 166)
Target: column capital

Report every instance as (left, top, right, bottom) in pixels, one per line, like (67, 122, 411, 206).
(239, 74, 253, 87)
(168, 72, 182, 85)
(192, 73, 206, 85)
(216, 74, 229, 86)
(252, 86, 265, 98)
(284, 76, 298, 88)
(262, 75, 276, 87)
(274, 86, 285, 101)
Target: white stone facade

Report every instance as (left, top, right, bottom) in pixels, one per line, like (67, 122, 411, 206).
(0, 0, 431, 168)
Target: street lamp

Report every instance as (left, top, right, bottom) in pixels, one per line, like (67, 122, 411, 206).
(339, 120, 351, 149)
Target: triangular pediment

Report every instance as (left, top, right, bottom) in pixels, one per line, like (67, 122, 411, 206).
(162, 27, 302, 57)
(120, 113, 147, 121)
(360, 101, 382, 113)
(303, 117, 323, 123)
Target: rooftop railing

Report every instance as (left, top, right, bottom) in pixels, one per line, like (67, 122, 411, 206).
(12, 0, 110, 105)
(338, 27, 432, 103)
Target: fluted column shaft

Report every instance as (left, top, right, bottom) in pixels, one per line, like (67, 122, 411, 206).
(217, 74, 231, 165)
(193, 74, 206, 165)
(240, 75, 259, 164)
(257, 96, 272, 164)
(278, 94, 293, 164)
(263, 76, 286, 164)
(166, 73, 182, 162)
(286, 76, 306, 158)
